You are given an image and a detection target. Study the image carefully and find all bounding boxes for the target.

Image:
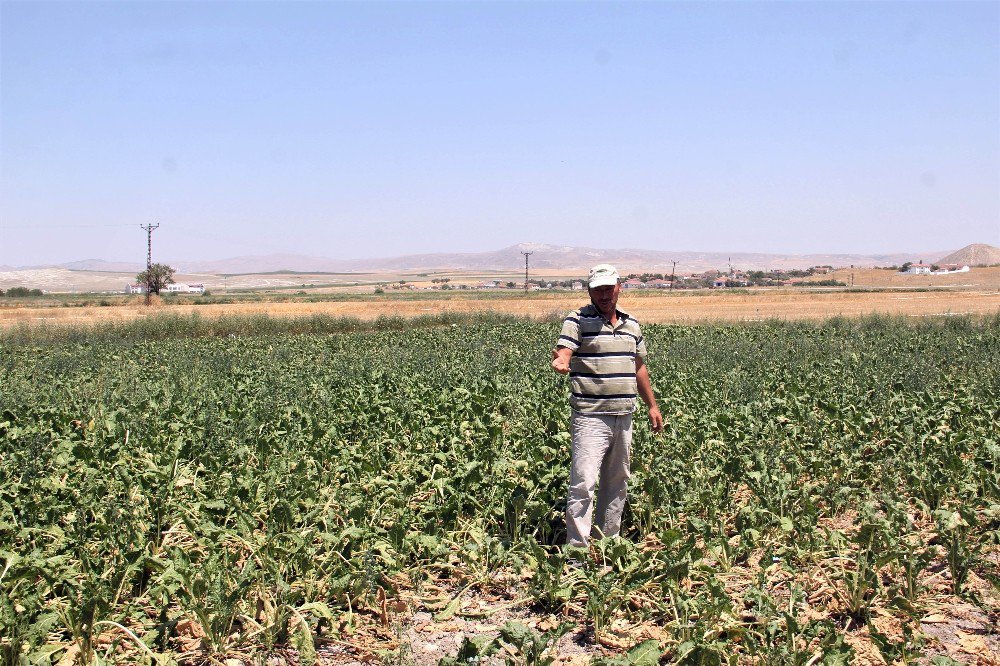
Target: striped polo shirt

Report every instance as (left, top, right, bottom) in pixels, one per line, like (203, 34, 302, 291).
(555, 304, 647, 415)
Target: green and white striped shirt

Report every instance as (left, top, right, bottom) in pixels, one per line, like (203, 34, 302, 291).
(556, 304, 648, 415)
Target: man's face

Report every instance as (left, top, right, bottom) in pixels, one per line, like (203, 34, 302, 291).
(589, 283, 620, 316)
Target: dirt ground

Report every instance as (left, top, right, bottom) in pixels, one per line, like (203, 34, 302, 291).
(2, 288, 998, 329)
(211, 545, 1000, 666)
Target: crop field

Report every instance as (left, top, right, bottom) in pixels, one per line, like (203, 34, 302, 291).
(1, 314, 999, 665)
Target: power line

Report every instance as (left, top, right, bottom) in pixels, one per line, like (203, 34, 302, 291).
(140, 223, 159, 306)
(521, 251, 532, 292)
(0, 223, 139, 230)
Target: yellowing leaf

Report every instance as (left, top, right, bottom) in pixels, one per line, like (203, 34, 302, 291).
(921, 614, 949, 624)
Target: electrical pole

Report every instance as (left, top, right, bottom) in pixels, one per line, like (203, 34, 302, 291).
(521, 251, 532, 292)
(140, 223, 159, 306)
(669, 260, 677, 290)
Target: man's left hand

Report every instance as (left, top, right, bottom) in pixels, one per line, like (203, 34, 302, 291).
(648, 405, 664, 433)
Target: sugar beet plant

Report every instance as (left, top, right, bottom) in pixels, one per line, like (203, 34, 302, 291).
(1, 313, 998, 664)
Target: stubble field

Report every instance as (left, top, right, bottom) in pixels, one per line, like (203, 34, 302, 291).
(2, 286, 999, 331)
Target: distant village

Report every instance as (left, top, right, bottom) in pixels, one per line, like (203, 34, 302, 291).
(0, 260, 976, 298)
(388, 266, 842, 291)
(385, 261, 973, 292)
(121, 260, 970, 296)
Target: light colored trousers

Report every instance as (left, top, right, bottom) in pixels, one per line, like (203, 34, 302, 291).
(566, 411, 633, 547)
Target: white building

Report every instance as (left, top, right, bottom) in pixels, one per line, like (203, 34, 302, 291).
(164, 283, 206, 294)
(934, 264, 970, 274)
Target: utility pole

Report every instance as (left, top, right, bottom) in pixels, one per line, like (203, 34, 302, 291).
(140, 223, 159, 305)
(669, 260, 677, 290)
(521, 251, 532, 292)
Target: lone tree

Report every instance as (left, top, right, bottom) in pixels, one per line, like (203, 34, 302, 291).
(137, 263, 176, 294)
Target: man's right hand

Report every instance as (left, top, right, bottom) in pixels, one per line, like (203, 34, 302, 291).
(551, 347, 572, 374)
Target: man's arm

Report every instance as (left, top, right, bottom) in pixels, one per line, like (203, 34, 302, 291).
(551, 346, 573, 374)
(635, 356, 664, 433)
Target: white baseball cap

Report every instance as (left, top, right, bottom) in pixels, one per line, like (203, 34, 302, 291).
(588, 264, 620, 288)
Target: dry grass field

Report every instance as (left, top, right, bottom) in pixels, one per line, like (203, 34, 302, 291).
(805, 266, 1000, 290)
(2, 286, 998, 329)
(2, 267, 997, 329)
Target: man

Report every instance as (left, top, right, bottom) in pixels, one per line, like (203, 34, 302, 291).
(551, 264, 663, 547)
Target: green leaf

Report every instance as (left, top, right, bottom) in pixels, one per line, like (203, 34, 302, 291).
(499, 621, 536, 650)
(626, 639, 662, 666)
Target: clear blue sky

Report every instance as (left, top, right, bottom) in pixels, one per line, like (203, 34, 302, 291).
(1, 1, 998, 266)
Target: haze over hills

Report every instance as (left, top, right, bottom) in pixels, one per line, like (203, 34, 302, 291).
(4, 244, 997, 294)
(60, 260, 154, 273)
(2, 243, 997, 293)
(43, 243, 989, 275)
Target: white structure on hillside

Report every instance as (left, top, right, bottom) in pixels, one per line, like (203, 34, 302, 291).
(165, 283, 206, 294)
(934, 264, 970, 274)
(906, 263, 970, 275)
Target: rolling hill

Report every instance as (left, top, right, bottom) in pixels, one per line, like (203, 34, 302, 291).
(937, 243, 1000, 267)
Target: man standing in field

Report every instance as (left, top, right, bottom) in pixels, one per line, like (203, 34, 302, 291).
(551, 264, 663, 547)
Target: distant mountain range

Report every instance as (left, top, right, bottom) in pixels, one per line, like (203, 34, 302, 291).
(47, 243, 996, 275)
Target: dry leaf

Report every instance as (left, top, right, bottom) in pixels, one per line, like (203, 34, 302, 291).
(598, 631, 631, 649)
(57, 645, 80, 666)
(642, 625, 669, 641)
(559, 656, 591, 666)
(176, 618, 206, 638)
(922, 614, 949, 624)
(538, 617, 559, 631)
(958, 631, 989, 655)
